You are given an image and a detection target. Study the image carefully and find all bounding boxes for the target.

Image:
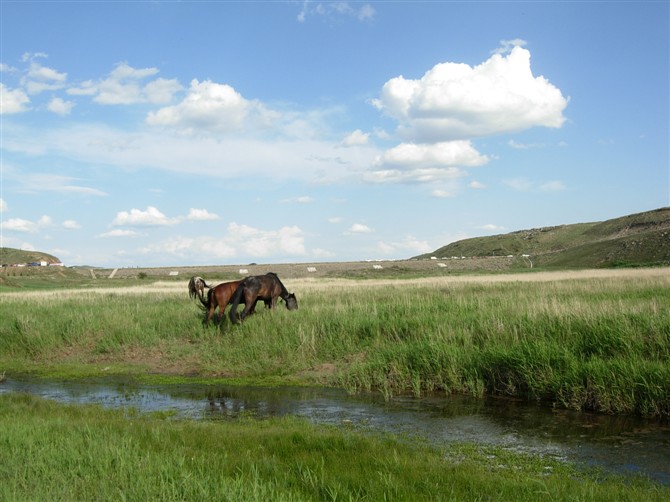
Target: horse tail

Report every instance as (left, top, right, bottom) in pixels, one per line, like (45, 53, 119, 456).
(198, 286, 212, 312)
(229, 281, 246, 324)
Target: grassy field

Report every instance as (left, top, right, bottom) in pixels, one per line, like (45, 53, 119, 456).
(2, 267, 669, 499)
(1, 267, 668, 417)
(1, 392, 668, 501)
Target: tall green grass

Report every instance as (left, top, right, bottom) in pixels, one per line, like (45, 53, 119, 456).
(1, 271, 669, 416)
(1, 393, 667, 501)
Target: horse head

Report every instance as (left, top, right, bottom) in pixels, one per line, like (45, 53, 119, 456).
(285, 293, 298, 310)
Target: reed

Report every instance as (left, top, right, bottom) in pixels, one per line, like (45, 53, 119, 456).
(1, 269, 669, 416)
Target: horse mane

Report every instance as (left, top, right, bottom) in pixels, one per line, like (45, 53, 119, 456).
(265, 272, 290, 300)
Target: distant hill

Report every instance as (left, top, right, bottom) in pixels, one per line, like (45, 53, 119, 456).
(0, 248, 62, 266)
(414, 207, 670, 269)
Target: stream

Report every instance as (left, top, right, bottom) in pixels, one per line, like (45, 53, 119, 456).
(2, 376, 669, 484)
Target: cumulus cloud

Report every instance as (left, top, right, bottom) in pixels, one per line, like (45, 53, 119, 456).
(111, 206, 179, 227)
(1, 215, 52, 233)
(0, 198, 7, 212)
(341, 129, 369, 146)
(187, 208, 219, 221)
(62, 220, 81, 230)
(372, 46, 568, 143)
(146, 79, 274, 134)
(47, 97, 74, 115)
(21, 54, 67, 95)
(365, 140, 489, 184)
(348, 223, 373, 234)
(0, 83, 30, 114)
(1, 218, 40, 233)
(68, 62, 182, 105)
(373, 141, 488, 169)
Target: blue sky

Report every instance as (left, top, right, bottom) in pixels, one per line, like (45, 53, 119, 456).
(1, 1, 668, 267)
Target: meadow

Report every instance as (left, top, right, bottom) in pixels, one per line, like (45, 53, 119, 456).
(1, 267, 668, 417)
(2, 267, 669, 499)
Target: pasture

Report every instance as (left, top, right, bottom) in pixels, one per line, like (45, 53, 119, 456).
(1, 267, 668, 417)
(2, 267, 669, 500)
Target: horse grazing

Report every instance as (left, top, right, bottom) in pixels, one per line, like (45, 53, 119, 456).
(198, 280, 242, 326)
(229, 273, 298, 324)
(188, 276, 211, 302)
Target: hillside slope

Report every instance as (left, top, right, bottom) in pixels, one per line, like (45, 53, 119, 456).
(415, 207, 670, 268)
(0, 248, 62, 266)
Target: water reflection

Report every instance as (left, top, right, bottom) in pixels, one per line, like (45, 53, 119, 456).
(2, 376, 668, 484)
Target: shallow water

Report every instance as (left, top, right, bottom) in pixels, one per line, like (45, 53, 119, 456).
(2, 376, 669, 484)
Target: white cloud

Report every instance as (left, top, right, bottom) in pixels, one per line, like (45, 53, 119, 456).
(62, 220, 81, 230)
(367, 140, 488, 185)
(431, 189, 454, 198)
(364, 166, 464, 185)
(136, 222, 306, 260)
(1, 215, 52, 233)
(372, 46, 568, 142)
(67, 62, 182, 105)
(146, 79, 270, 134)
(3, 122, 379, 184)
(469, 181, 487, 189)
(281, 196, 314, 204)
(376, 235, 433, 255)
(187, 208, 220, 221)
(298, 2, 375, 22)
(508, 139, 543, 150)
(374, 141, 488, 169)
(47, 97, 74, 115)
(227, 222, 306, 256)
(111, 206, 179, 227)
(348, 223, 373, 234)
(477, 224, 505, 231)
(22, 55, 67, 95)
(0, 198, 7, 212)
(341, 129, 369, 146)
(0, 83, 30, 114)
(14, 173, 107, 196)
(2, 218, 39, 233)
(99, 229, 141, 238)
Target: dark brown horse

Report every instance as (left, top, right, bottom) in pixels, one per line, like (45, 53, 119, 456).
(229, 273, 298, 324)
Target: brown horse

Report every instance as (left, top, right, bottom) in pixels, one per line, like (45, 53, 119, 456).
(197, 280, 243, 326)
(197, 279, 272, 326)
(229, 272, 298, 324)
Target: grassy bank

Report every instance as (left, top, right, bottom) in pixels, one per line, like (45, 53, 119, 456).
(1, 269, 669, 417)
(1, 393, 666, 501)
